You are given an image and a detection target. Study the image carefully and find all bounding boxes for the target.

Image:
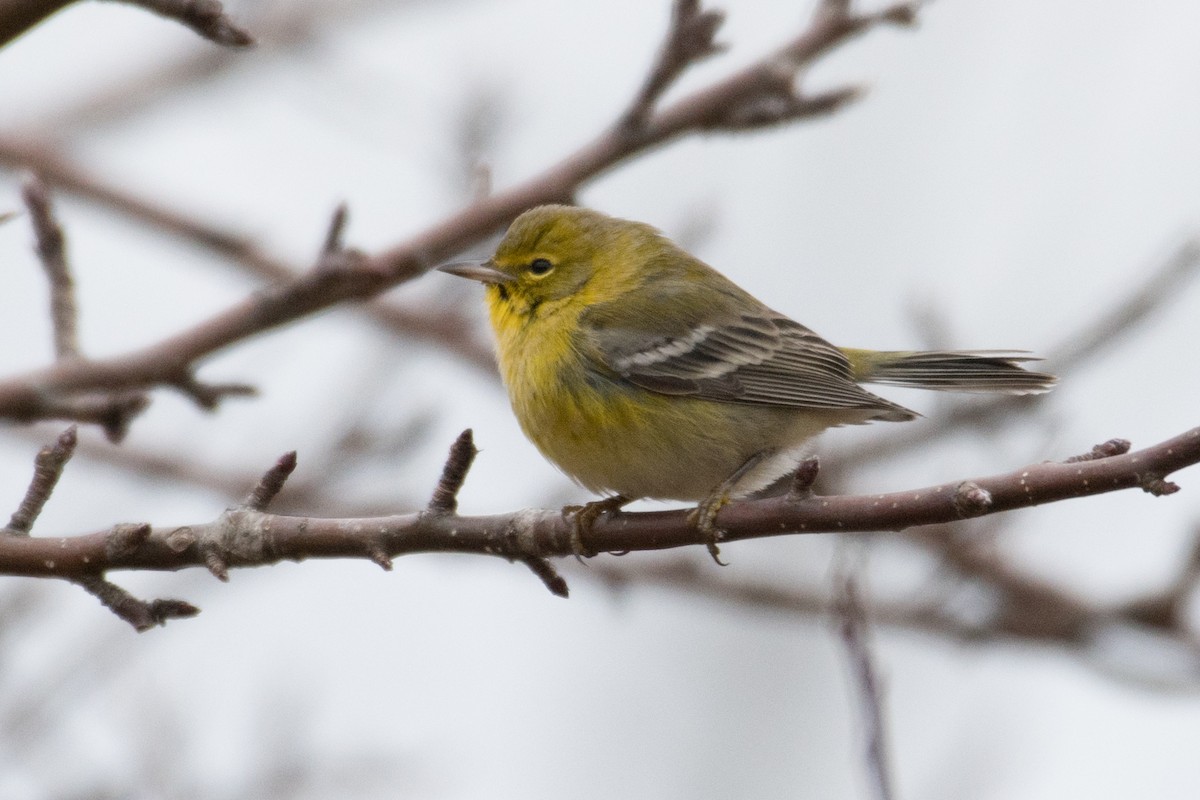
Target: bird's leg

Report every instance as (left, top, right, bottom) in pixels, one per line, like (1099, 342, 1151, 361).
(692, 451, 771, 566)
(563, 494, 631, 559)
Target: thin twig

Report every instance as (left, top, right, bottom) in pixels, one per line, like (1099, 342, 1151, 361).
(619, 0, 726, 131)
(21, 176, 79, 359)
(834, 559, 894, 800)
(75, 574, 200, 631)
(5, 426, 77, 535)
(427, 429, 478, 514)
(115, 0, 254, 46)
(244, 451, 298, 511)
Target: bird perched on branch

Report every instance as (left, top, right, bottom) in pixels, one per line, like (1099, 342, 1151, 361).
(440, 205, 1055, 561)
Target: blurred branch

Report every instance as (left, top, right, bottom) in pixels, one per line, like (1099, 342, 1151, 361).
(1, 426, 1196, 629)
(0, 138, 498, 374)
(829, 236, 1200, 477)
(21, 0, 393, 135)
(0, 0, 73, 47)
(0, 0, 251, 48)
(834, 562, 894, 800)
(11, 177, 151, 439)
(21, 176, 78, 359)
(113, 0, 253, 46)
(0, 0, 917, 428)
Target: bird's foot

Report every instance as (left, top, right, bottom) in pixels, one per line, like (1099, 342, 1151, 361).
(690, 493, 730, 566)
(563, 495, 630, 560)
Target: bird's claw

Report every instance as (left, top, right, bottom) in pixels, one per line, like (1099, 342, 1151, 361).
(691, 494, 730, 566)
(563, 495, 629, 561)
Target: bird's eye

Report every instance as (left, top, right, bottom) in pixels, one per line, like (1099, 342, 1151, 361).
(528, 258, 553, 276)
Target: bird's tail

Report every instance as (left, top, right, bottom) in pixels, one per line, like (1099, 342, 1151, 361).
(842, 349, 1057, 395)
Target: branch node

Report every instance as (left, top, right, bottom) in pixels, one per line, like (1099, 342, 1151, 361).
(173, 373, 257, 410)
(1139, 473, 1180, 497)
(129, 0, 255, 47)
(427, 429, 478, 514)
(6, 426, 77, 535)
(369, 547, 394, 571)
(244, 451, 298, 510)
(166, 526, 197, 553)
(203, 549, 230, 582)
(321, 203, 350, 256)
(517, 555, 570, 598)
(99, 392, 151, 443)
(106, 522, 152, 560)
(953, 481, 993, 517)
(1065, 438, 1132, 463)
(788, 457, 821, 499)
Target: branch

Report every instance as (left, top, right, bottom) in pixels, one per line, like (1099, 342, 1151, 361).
(21, 175, 78, 359)
(1, 427, 1196, 627)
(0, 0, 919, 425)
(114, 0, 254, 47)
(5, 426, 76, 534)
(0, 139, 499, 374)
(834, 564, 894, 800)
(829, 236, 1200, 478)
(8, 179, 151, 437)
(0, 0, 251, 48)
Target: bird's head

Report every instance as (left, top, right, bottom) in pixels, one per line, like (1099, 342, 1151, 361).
(439, 205, 669, 316)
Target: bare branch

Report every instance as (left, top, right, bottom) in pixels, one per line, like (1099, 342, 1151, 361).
(832, 237, 1200, 476)
(11, 391, 149, 442)
(244, 451, 298, 511)
(21, 176, 79, 359)
(111, 0, 253, 47)
(0, 427, 1196, 628)
(427, 429, 478, 515)
(834, 564, 894, 800)
(515, 555, 570, 598)
(0, 0, 251, 49)
(619, 0, 726, 131)
(0, 2, 921, 422)
(75, 574, 200, 631)
(789, 457, 821, 499)
(5, 426, 76, 535)
(0, 0, 73, 48)
(0, 141, 501, 376)
(1065, 438, 1131, 463)
(1049, 239, 1200, 372)
(171, 374, 257, 411)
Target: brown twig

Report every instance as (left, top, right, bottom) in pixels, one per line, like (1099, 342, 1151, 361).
(75, 574, 200, 631)
(618, 0, 726, 131)
(0, 0, 250, 48)
(244, 452, 298, 511)
(109, 0, 253, 47)
(5, 426, 76, 534)
(21, 176, 79, 359)
(427, 430, 478, 515)
(834, 561, 894, 800)
(0, 0, 73, 47)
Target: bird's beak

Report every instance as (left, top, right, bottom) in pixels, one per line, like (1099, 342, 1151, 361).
(437, 259, 514, 285)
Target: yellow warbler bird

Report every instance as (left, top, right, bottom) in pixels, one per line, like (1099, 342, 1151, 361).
(440, 205, 1054, 560)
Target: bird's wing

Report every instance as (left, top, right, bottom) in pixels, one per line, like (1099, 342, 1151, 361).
(579, 284, 912, 417)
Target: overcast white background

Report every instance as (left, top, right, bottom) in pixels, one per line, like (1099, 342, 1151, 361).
(1, 1, 1199, 798)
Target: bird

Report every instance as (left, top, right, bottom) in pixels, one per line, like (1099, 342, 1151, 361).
(440, 204, 1055, 561)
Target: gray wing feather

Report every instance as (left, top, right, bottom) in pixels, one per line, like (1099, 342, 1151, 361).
(591, 312, 912, 416)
